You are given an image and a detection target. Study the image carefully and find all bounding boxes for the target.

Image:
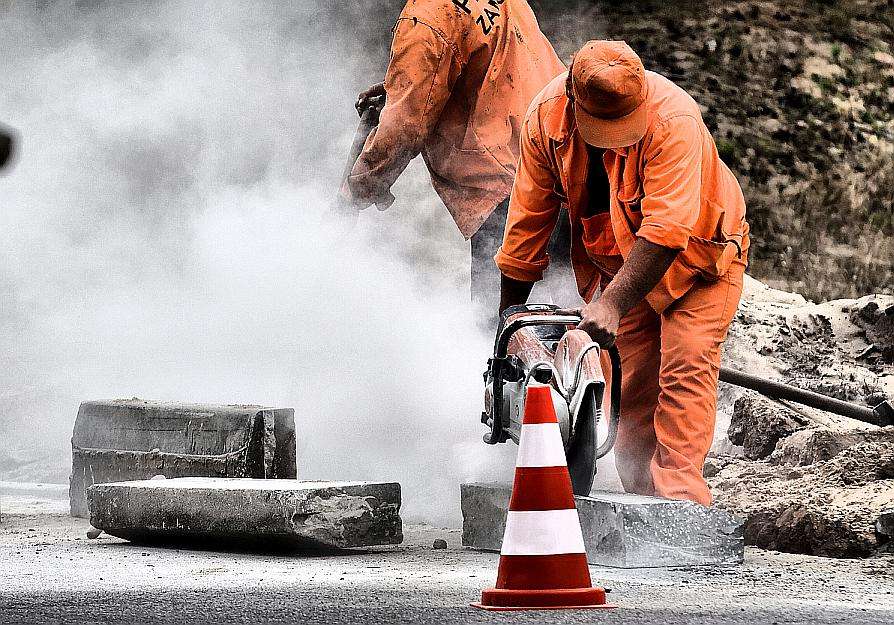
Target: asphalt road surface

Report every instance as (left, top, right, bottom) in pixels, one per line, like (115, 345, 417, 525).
(2, 484, 893, 624)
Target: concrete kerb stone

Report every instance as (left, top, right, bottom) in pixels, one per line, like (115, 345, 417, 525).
(87, 478, 403, 550)
(461, 482, 744, 568)
(70, 400, 297, 518)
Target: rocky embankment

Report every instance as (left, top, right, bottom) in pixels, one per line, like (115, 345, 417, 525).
(712, 276, 894, 557)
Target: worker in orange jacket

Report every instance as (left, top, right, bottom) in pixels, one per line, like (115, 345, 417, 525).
(497, 40, 750, 506)
(341, 0, 566, 318)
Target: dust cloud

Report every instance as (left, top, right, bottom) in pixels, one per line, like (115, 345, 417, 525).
(0, 0, 516, 525)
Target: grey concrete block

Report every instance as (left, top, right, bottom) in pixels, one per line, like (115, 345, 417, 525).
(70, 400, 297, 518)
(87, 478, 402, 549)
(461, 482, 744, 568)
(460, 482, 509, 551)
(577, 491, 745, 567)
(877, 510, 894, 539)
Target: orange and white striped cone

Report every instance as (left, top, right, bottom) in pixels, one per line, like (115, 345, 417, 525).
(472, 384, 614, 611)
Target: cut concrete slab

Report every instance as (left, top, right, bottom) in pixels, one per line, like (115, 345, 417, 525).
(461, 482, 744, 568)
(87, 478, 402, 549)
(70, 400, 297, 518)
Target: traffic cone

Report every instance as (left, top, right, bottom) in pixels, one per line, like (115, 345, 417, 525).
(472, 384, 614, 611)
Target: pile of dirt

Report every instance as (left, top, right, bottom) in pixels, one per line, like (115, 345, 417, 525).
(709, 277, 894, 557)
(708, 428, 894, 557)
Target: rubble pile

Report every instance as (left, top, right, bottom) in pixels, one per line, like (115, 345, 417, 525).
(711, 277, 894, 557)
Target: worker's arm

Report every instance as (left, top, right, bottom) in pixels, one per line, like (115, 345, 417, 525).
(342, 18, 462, 209)
(562, 115, 702, 346)
(499, 275, 536, 314)
(565, 239, 678, 346)
(495, 110, 563, 314)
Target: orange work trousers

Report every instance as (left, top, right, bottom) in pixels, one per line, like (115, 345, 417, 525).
(600, 257, 746, 506)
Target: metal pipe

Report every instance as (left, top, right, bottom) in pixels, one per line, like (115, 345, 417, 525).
(339, 96, 384, 189)
(719, 367, 893, 427)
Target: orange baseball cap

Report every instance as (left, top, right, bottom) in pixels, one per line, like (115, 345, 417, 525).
(571, 40, 649, 149)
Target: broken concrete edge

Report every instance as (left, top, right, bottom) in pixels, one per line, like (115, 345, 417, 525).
(72, 401, 296, 452)
(86, 478, 403, 550)
(461, 483, 744, 568)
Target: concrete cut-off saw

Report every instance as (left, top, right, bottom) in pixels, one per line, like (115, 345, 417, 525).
(480, 305, 894, 498)
(481, 304, 622, 496)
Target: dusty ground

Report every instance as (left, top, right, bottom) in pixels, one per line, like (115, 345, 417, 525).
(2, 485, 894, 624)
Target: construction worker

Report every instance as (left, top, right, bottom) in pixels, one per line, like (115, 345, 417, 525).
(496, 40, 749, 506)
(341, 0, 566, 319)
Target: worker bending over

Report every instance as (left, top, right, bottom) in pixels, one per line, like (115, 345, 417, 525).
(497, 40, 749, 506)
(341, 0, 565, 317)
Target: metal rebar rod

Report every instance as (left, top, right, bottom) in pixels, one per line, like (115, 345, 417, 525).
(719, 367, 890, 427)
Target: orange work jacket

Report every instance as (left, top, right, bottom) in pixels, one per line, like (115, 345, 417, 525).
(496, 71, 750, 313)
(348, 0, 565, 238)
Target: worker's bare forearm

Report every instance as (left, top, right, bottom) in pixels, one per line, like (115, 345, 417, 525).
(601, 237, 679, 317)
(499, 274, 536, 314)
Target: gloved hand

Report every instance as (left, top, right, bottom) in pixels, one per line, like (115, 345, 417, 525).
(338, 177, 395, 212)
(356, 82, 386, 116)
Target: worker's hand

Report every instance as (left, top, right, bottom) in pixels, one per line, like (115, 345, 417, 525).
(559, 299, 620, 348)
(338, 179, 372, 211)
(356, 82, 386, 116)
(338, 178, 395, 212)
